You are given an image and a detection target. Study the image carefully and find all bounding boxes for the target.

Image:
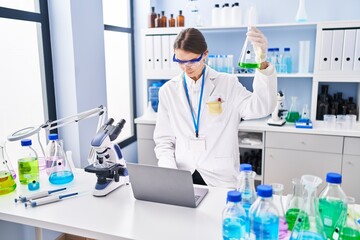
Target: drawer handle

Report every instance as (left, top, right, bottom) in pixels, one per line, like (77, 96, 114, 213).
(301, 141, 306, 145)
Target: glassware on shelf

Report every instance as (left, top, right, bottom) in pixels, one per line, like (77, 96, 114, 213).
(286, 96, 301, 123)
(296, 0, 308, 22)
(286, 178, 304, 231)
(271, 183, 289, 239)
(289, 175, 327, 240)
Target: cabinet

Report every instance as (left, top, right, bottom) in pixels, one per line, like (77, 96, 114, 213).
(136, 122, 157, 165)
(342, 137, 360, 203)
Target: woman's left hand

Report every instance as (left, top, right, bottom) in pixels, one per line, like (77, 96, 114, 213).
(246, 27, 268, 63)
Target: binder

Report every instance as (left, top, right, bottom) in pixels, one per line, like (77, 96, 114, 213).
(161, 35, 170, 70)
(145, 35, 154, 70)
(153, 35, 162, 70)
(354, 29, 360, 71)
(330, 30, 344, 71)
(169, 35, 178, 70)
(341, 29, 356, 71)
(319, 30, 333, 71)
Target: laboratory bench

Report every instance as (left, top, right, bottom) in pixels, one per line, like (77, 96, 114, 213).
(135, 116, 360, 201)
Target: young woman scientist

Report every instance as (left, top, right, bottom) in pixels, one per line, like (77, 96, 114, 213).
(154, 27, 277, 188)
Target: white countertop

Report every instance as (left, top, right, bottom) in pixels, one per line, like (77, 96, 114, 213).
(135, 116, 360, 137)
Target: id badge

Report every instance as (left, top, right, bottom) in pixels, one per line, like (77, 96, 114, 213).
(189, 136, 206, 152)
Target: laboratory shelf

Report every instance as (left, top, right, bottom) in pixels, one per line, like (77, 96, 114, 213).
(236, 73, 314, 78)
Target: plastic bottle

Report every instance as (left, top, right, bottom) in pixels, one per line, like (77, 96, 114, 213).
(148, 6, 156, 28)
(168, 14, 175, 27)
(285, 178, 304, 231)
(237, 163, 257, 234)
(271, 183, 289, 239)
(221, 3, 231, 27)
(18, 139, 39, 185)
(273, 48, 280, 72)
(282, 47, 293, 73)
(211, 4, 221, 27)
(231, 2, 242, 26)
(318, 172, 348, 239)
(249, 185, 280, 239)
(46, 133, 74, 185)
(149, 82, 162, 112)
(161, 11, 167, 28)
(177, 10, 184, 27)
(0, 143, 16, 195)
(267, 48, 274, 64)
(222, 190, 247, 240)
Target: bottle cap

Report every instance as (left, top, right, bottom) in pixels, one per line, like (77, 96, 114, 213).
(179, 10, 182, 14)
(224, 3, 229, 7)
(48, 133, 59, 140)
(21, 139, 32, 146)
(326, 172, 342, 184)
(215, 4, 220, 8)
(267, 48, 274, 52)
(284, 47, 290, 51)
(227, 190, 241, 202)
(274, 48, 280, 51)
(240, 163, 252, 171)
(233, 2, 239, 6)
(28, 180, 40, 191)
(257, 185, 273, 198)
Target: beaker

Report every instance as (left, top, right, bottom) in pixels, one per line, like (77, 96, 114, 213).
(238, 27, 261, 69)
(271, 183, 289, 239)
(286, 96, 301, 123)
(332, 196, 360, 240)
(289, 175, 327, 240)
(286, 178, 304, 231)
(0, 144, 17, 195)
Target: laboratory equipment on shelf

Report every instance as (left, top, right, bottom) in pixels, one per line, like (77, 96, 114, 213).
(0, 142, 16, 195)
(148, 6, 156, 28)
(211, 4, 220, 27)
(319, 172, 348, 239)
(267, 91, 287, 126)
(238, 27, 260, 69)
(177, 10, 184, 27)
(168, 14, 175, 27)
(249, 185, 280, 239)
(282, 47, 293, 73)
(271, 183, 289, 239)
(85, 118, 129, 197)
(286, 178, 304, 231)
(18, 139, 39, 185)
(286, 96, 301, 123)
(237, 163, 257, 234)
(46, 133, 74, 185)
(231, 2, 242, 26)
(296, 0, 308, 22)
(222, 190, 247, 240)
(289, 175, 326, 240)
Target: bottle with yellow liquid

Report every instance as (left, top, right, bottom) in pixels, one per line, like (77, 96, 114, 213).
(0, 142, 16, 195)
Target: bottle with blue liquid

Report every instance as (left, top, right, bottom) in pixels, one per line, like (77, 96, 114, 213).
(237, 163, 257, 234)
(282, 48, 292, 73)
(222, 190, 247, 240)
(149, 82, 162, 112)
(46, 133, 74, 185)
(249, 185, 280, 240)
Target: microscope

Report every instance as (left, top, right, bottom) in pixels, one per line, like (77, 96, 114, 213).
(267, 91, 287, 126)
(85, 118, 129, 197)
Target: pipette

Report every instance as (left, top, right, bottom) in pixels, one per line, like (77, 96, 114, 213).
(25, 192, 78, 207)
(14, 187, 67, 203)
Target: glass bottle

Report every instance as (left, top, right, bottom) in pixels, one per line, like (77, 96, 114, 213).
(47, 133, 74, 185)
(222, 190, 247, 240)
(155, 14, 162, 28)
(177, 10, 185, 27)
(249, 185, 280, 240)
(271, 183, 289, 239)
(0, 140, 16, 179)
(18, 139, 39, 185)
(296, 0, 308, 22)
(168, 14, 175, 27)
(286, 178, 304, 231)
(161, 11, 167, 28)
(0, 143, 16, 195)
(238, 27, 260, 69)
(282, 47, 293, 73)
(236, 163, 257, 234)
(148, 6, 156, 28)
(286, 96, 301, 123)
(289, 175, 327, 240)
(319, 172, 348, 239)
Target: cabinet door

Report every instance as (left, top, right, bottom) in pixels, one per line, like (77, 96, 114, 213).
(264, 148, 342, 195)
(342, 155, 360, 203)
(138, 139, 157, 166)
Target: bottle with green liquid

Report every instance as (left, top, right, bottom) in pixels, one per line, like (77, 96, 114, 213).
(18, 139, 39, 185)
(0, 143, 16, 195)
(238, 27, 261, 70)
(286, 96, 301, 123)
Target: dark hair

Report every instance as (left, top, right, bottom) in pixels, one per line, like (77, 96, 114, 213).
(173, 28, 207, 54)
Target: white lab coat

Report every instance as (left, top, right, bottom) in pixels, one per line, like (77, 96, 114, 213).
(154, 65, 277, 188)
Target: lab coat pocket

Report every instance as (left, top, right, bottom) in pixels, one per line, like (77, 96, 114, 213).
(205, 100, 226, 125)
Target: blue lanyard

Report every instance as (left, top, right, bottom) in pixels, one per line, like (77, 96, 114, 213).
(183, 67, 206, 138)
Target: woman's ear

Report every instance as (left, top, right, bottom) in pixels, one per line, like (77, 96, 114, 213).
(203, 50, 209, 61)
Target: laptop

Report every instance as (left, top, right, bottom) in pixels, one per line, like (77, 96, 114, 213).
(126, 163, 209, 208)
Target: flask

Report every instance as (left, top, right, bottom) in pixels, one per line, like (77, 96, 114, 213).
(155, 14, 162, 28)
(168, 14, 175, 27)
(301, 104, 309, 119)
(231, 2, 242, 26)
(211, 4, 221, 27)
(148, 82, 162, 112)
(286, 96, 301, 123)
(318, 172, 348, 239)
(0, 143, 16, 195)
(161, 11, 167, 28)
(285, 178, 304, 231)
(47, 133, 74, 185)
(296, 0, 308, 22)
(221, 3, 231, 27)
(176, 10, 184, 27)
(249, 185, 279, 239)
(238, 27, 260, 69)
(222, 190, 247, 240)
(271, 183, 289, 239)
(18, 139, 39, 185)
(148, 6, 156, 28)
(282, 47, 293, 73)
(289, 175, 327, 240)
(237, 163, 257, 234)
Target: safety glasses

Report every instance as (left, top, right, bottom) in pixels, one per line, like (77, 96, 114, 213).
(173, 52, 204, 68)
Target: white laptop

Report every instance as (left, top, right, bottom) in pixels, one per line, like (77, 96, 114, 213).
(126, 163, 209, 208)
